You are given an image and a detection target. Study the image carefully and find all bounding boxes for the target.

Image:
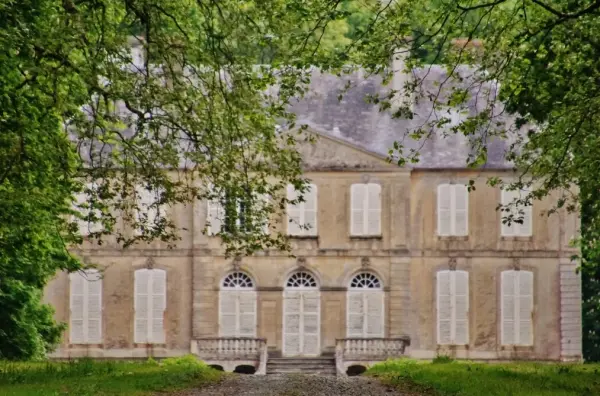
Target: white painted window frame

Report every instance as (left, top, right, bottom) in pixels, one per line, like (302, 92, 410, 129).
(282, 272, 320, 357)
(437, 183, 469, 236)
(500, 188, 533, 237)
(134, 268, 167, 344)
(219, 272, 257, 337)
(350, 183, 382, 236)
(436, 270, 469, 345)
(500, 270, 534, 346)
(346, 273, 384, 338)
(286, 183, 318, 236)
(69, 269, 103, 344)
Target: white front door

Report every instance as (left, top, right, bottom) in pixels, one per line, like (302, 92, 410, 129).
(283, 290, 320, 356)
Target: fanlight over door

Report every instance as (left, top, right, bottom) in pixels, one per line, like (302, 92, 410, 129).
(283, 271, 320, 356)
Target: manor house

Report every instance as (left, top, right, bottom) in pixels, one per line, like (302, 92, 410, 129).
(43, 60, 582, 375)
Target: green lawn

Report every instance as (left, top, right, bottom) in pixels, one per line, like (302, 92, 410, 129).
(367, 359, 600, 396)
(0, 355, 223, 396)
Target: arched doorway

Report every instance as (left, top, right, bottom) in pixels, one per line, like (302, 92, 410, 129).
(282, 271, 320, 356)
(347, 272, 384, 337)
(219, 272, 257, 337)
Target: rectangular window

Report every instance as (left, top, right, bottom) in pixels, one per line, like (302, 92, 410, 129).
(287, 184, 318, 236)
(350, 183, 381, 236)
(437, 184, 468, 236)
(437, 270, 469, 345)
(69, 270, 102, 344)
(134, 269, 166, 344)
(73, 182, 103, 236)
(501, 189, 532, 236)
(135, 186, 166, 235)
(501, 270, 534, 345)
(207, 186, 269, 236)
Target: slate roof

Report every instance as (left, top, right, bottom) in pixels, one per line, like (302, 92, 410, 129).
(289, 66, 516, 169)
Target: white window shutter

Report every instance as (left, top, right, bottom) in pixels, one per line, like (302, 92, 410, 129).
(453, 271, 469, 345)
(86, 270, 102, 344)
(437, 271, 452, 344)
(347, 292, 364, 337)
(304, 184, 318, 236)
(238, 291, 257, 336)
(69, 272, 86, 344)
(150, 269, 166, 343)
(134, 269, 149, 343)
(501, 189, 517, 236)
(501, 270, 516, 345)
(287, 184, 303, 235)
(518, 271, 534, 345)
(301, 292, 320, 356)
(283, 291, 301, 355)
(365, 291, 384, 337)
(520, 203, 533, 236)
(437, 185, 452, 236)
(453, 185, 468, 236)
(207, 185, 224, 235)
(366, 184, 381, 235)
(219, 292, 238, 337)
(350, 184, 366, 235)
(74, 183, 103, 236)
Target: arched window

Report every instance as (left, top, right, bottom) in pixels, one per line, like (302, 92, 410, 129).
(283, 271, 320, 356)
(222, 272, 254, 288)
(134, 268, 166, 344)
(347, 272, 384, 338)
(286, 271, 318, 288)
(70, 269, 102, 344)
(219, 272, 256, 337)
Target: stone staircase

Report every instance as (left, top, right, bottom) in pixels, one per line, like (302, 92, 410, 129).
(266, 357, 337, 376)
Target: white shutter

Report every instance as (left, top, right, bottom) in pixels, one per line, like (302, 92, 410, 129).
(437, 185, 452, 236)
(304, 184, 318, 236)
(502, 189, 532, 236)
(453, 185, 468, 236)
(288, 184, 318, 236)
(69, 272, 86, 344)
(287, 184, 303, 235)
(437, 271, 452, 344)
(365, 291, 384, 337)
(302, 292, 320, 356)
(346, 292, 364, 337)
(520, 202, 533, 236)
(206, 184, 224, 235)
(283, 291, 301, 356)
(74, 183, 103, 236)
(501, 271, 516, 345)
(238, 291, 257, 337)
(150, 269, 166, 343)
(518, 271, 534, 345)
(134, 269, 149, 343)
(135, 187, 165, 234)
(219, 292, 238, 337)
(350, 184, 366, 235)
(366, 184, 381, 235)
(86, 271, 102, 344)
(260, 194, 270, 235)
(453, 271, 469, 345)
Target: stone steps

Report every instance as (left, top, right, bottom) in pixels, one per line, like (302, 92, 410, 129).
(266, 357, 337, 375)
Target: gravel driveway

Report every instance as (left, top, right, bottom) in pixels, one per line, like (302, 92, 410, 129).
(178, 373, 406, 395)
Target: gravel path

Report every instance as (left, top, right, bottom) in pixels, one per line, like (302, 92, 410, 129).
(179, 373, 406, 395)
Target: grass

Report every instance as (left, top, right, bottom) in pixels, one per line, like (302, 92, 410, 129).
(367, 358, 600, 396)
(0, 355, 223, 396)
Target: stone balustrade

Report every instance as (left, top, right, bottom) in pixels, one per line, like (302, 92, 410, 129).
(335, 337, 411, 376)
(192, 337, 268, 375)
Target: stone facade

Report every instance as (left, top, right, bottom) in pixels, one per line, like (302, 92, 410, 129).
(44, 132, 582, 362)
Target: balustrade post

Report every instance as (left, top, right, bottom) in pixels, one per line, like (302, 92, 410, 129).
(335, 339, 345, 377)
(256, 339, 268, 375)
